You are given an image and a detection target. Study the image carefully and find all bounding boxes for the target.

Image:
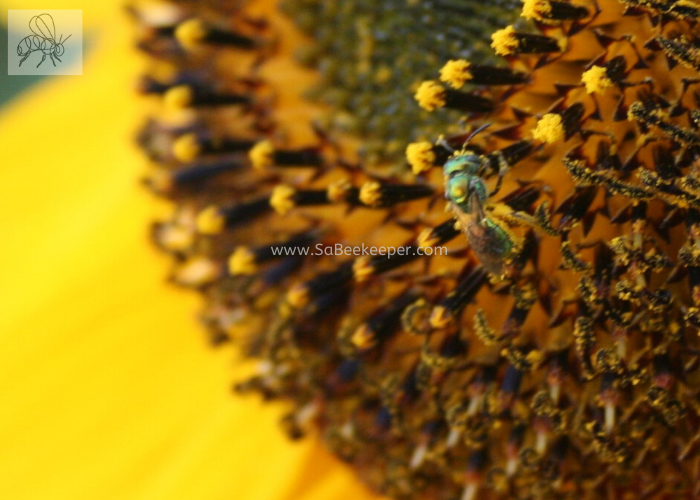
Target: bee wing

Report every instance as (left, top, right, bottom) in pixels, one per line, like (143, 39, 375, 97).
(451, 200, 508, 276)
(29, 14, 56, 41)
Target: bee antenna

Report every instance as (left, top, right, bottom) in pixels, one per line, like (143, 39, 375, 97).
(63, 34, 72, 43)
(463, 123, 492, 148)
(436, 137, 456, 153)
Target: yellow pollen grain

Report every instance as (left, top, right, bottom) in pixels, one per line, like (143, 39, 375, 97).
(196, 205, 225, 235)
(249, 140, 275, 169)
(532, 113, 565, 144)
(175, 18, 208, 49)
(522, 0, 552, 21)
(415, 81, 446, 111)
(406, 141, 436, 175)
(229, 247, 258, 275)
(164, 85, 193, 110)
(353, 256, 375, 282)
(173, 133, 201, 162)
(270, 185, 296, 215)
(429, 305, 453, 329)
(581, 65, 613, 95)
(327, 178, 353, 203)
(439, 59, 473, 89)
(287, 284, 310, 308)
(359, 181, 382, 206)
(351, 324, 376, 349)
(491, 26, 519, 57)
(417, 228, 439, 249)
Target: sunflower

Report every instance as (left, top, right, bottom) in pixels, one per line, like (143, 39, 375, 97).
(138, 0, 700, 497)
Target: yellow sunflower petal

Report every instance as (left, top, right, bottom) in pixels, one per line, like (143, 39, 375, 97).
(0, 12, 381, 500)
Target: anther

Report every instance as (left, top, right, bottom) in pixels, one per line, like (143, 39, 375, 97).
(359, 181, 434, 208)
(406, 141, 452, 174)
(173, 133, 257, 162)
(249, 140, 325, 169)
(270, 185, 330, 215)
(491, 26, 564, 57)
(175, 18, 259, 50)
(522, 0, 589, 23)
(415, 81, 494, 113)
(439, 59, 529, 89)
(164, 84, 251, 110)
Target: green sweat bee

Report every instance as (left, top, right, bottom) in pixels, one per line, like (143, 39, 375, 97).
(442, 124, 520, 277)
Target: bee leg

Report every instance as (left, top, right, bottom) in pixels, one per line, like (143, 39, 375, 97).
(36, 54, 46, 68)
(54, 53, 62, 63)
(488, 152, 510, 197)
(49, 54, 57, 66)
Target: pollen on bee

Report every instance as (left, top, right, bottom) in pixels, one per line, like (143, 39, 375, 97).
(581, 66, 613, 95)
(532, 113, 565, 144)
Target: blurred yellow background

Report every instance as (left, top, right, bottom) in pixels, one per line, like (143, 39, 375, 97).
(0, 2, 380, 499)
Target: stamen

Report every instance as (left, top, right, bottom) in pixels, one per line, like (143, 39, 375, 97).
(359, 181, 434, 207)
(415, 81, 494, 113)
(270, 185, 330, 215)
(406, 141, 452, 174)
(175, 18, 258, 50)
(164, 84, 251, 109)
(429, 268, 487, 328)
(173, 133, 257, 162)
(249, 140, 324, 169)
(522, 0, 589, 23)
(439, 59, 529, 89)
(491, 25, 563, 57)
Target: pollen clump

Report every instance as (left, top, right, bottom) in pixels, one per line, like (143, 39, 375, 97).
(521, 0, 552, 21)
(175, 18, 207, 49)
(270, 185, 296, 215)
(249, 140, 275, 170)
(439, 59, 473, 89)
(491, 25, 519, 56)
(196, 206, 225, 235)
(405, 141, 435, 175)
(532, 113, 564, 143)
(414, 80, 446, 111)
(228, 247, 257, 275)
(581, 65, 613, 95)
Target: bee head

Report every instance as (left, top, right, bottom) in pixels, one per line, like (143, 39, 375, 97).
(443, 152, 482, 178)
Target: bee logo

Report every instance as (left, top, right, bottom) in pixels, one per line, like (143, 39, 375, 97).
(16, 14, 72, 68)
